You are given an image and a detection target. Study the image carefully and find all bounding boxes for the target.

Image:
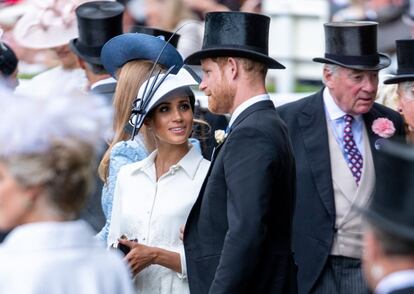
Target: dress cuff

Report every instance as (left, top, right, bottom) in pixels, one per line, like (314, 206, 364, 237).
(177, 246, 187, 280)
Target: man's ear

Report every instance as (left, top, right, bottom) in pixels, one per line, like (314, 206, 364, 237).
(227, 57, 239, 80)
(78, 57, 86, 70)
(323, 66, 335, 89)
(365, 229, 385, 263)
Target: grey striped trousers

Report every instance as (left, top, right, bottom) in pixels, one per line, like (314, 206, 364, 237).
(310, 255, 371, 294)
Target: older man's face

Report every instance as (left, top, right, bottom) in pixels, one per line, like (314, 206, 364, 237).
(325, 66, 379, 115)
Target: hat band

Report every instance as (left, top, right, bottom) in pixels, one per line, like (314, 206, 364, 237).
(397, 68, 414, 75)
(75, 42, 103, 57)
(203, 44, 268, 55)
(325, 53, 380, 66)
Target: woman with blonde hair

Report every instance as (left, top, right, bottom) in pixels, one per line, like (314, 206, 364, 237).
(0, 90, 134, 294)
(382, 39, 414, 143)
(96, 32, 184, 241)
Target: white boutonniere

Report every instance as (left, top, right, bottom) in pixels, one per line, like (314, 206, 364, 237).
(214, 129, 227, 144)
(372, 118, 396, 138)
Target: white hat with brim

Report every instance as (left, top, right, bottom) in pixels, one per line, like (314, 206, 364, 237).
(13, 0, 96, 49)
(131, 66, 200, 132)
(0, 3, 30, 26)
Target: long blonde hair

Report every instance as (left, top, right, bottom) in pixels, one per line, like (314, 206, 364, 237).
(98, 60, 165, 182)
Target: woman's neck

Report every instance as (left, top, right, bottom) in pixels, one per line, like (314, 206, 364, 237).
(155, 142, 190, 180)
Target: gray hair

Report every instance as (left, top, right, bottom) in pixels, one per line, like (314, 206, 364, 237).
(322, 64, 340, 85)
(2, 138, 96, 217)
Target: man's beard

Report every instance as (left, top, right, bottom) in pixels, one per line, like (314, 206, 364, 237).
(208, 82, 235, 115)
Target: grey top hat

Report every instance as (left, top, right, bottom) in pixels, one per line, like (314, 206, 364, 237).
(313, 21, 391, 71)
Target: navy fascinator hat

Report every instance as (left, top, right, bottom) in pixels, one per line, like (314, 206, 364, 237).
(101, 33, 184, 78)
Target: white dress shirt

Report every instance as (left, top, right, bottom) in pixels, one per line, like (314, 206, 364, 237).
(108, 146, 210, 294)
(323, 87, 365, 161)
(90, 76, 117, 90)
(0, 220, 134, 294)
(228, 94, 270, 129)
(376, 270, 414, 294)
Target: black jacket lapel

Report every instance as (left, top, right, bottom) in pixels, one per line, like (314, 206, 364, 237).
(298, 90, 335, 220)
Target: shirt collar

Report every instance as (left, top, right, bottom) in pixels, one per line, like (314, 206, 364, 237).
(1, 220, 98, 251)
(323, 87, 362, 122)
(228, 94, 270, 128)
(130, 145, 203, 180)
(376, 270, 414, 294)
(91, 76, 116, 90)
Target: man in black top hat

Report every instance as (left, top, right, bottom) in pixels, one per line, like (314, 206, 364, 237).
(0, 41, 18, 90)
(70, 1, 124, 101)
(69, 1, 124, 233)
(384, 39, 414, 137)
(278, 21, 405, 294)
(183, 11, 297, 294)
(362, 140, 414, 294)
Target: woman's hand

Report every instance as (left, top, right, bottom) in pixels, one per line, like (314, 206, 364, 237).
(119, 238, 157, 276)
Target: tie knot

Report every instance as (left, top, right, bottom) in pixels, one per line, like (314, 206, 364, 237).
(344, 114, 354, 123)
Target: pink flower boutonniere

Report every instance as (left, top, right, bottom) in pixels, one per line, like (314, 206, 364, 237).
(372, 118, 396, 138)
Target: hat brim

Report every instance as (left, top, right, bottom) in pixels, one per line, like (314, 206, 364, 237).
(361, 206, 414, 242)
(13, 8, 77, 49)
(313, 53, 391, 71)
(184, 48, 285, 69)
(383, 74, 414, 84)
(69, 39, 102, 65)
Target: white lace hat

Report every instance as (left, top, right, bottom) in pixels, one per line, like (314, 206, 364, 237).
(13, 0, 102, 49)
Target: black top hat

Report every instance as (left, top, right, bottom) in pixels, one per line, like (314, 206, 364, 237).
(129, 25, 180, 48)
(363, 140, 414, 241)
(69, 1, 124, 65)
(313, 21, 391, 71)
(185, 11, 285, 69)
(0, 43, 18, 77)
(384, 39, 414, 84)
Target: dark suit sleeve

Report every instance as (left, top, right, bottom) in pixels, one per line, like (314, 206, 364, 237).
(208, 125, 282, 293)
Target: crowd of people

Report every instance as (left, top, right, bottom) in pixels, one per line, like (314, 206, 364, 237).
(1, 0, 414, 294)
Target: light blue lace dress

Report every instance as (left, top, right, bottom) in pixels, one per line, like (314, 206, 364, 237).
(96, 135, 149, 242)
(96, 136, 201, 242)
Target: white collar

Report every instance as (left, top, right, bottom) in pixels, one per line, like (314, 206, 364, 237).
(376, 270, 414, 294)
(323, 87, 362, 122)
(1, 220, 98, 251)
(91, 76, 116, 90)
(129, 145, 203, 179)
(228, 94, 270, 128)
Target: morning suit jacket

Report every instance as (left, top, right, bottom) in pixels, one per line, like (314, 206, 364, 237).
(79, 81, 116, 232)
(388, 287, 414, 294)
(277, 89, 405, 294)
(184, 100, 298, 294)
